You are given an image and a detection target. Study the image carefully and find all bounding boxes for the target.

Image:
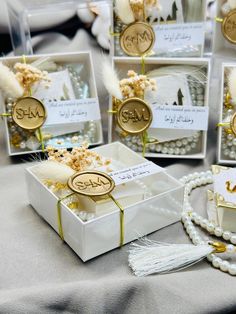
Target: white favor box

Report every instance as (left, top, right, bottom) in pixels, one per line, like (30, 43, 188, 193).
(217, 63, 236, 165)
(0, 51, 103, 156)
(26, 142, 184, 261)
(108, 57, 211, 159)
(111, 0, 208, 58)
(213, 0, 236, 57)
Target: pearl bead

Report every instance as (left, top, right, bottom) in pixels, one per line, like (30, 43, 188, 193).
(230, 235, 236, 244)
(193, 215, 201, 224)
(223, 231, 232, 241)
(206, 223, 215, 233)
(186, 225, 194, 234)
(214, 227, 223, 237)
(212, 257, 221, 268)
(207, 254, 213, 262)
(226, 244, 235, 253)
(200, 218, 208, 229)
(220, 261, 230, 272)
(229, 264, 236, 275)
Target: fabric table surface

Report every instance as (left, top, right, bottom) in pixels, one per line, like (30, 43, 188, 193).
(0, 55, 236, 314)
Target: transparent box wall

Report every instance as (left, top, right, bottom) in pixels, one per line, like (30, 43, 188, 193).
(7, 0, 112, 56)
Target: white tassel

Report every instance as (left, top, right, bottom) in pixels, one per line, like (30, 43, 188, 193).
(128, 239, 213, 277)
(228, 68, 236, 104)
(31, 161, 75, 184)
(0, 63, 24, 98)
(115, 0, 135, 24)
(101, 59, 123, 100)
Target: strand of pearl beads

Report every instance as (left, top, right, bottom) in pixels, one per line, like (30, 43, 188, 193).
(180, 170, 236, 275)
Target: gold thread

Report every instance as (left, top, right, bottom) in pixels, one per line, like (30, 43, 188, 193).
(109, 193, 125, 247)
(0, 113, 11, 117)
(215, 17, 223, 23)
(57, 193, 75, 241)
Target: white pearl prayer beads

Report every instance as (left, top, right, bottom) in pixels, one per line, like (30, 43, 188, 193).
(180, 170, 236, 275)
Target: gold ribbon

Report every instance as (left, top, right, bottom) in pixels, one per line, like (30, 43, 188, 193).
(0, 113, 11, 118)
(109, 194, 125, 247)
(22, 55, 45, 152)
(57, 192, 75, 240)
(56, 190, 125, 247)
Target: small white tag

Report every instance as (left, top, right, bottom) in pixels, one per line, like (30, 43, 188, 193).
(44, 98, 101, 126)
(214, 168, 236, 204)
(145, 75, 192, 107)
(153, 22, 205, 53)
(150, 105, 209, 131)
(32, 69, 75, 101)
(109, 161, 163, 186)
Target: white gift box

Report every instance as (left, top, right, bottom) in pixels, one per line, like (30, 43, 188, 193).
(217, 63, 236, 165)
(213, 0, 236, 57)
(207, 165, 236, 233)
(26, 142, 184, 261)
(111, 0, 208, 58)
(0, 52, 103, 156)
(108, 57, 210, 159)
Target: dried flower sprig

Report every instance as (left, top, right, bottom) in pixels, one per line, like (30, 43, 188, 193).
(14, 62, 51, 92)
(46, 142, 111, 172)
(119, 70, 157, 99)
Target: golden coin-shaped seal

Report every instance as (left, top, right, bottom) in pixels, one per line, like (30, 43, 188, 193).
(230, 112, 236, 135)
(12, 96, 46, 130)
(117, 97, 153, 134)
(68, 171, 115, 197)
(222, 9, 236, 44)
(120, 22, 155, 56)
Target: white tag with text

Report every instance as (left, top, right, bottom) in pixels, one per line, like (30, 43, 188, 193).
(150, 105, 209, 131)
(44, 98, 101, 126)
(109, 162, 163, 186)
(153, 22, 205, 53)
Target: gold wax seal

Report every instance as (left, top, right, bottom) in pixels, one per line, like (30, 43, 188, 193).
(230, 112, 236, 135)
(12, 96, 46, 130)
(117, 97, 152, 134)
(120, 22, 155, 56)
(222, 9, 236, 44)
(68, 171, 115, 197)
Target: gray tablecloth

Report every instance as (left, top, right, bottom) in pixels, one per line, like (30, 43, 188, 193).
(1, 49, 236, 313)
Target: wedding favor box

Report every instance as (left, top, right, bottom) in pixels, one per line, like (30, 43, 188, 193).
(207, 165, 236, 233)
(112, 0, 208, 58)
(217, 63, 236, 165)
(213, 0, 236, 57)
(0, 52, 103, 156)
(26, 142, 184, 261)
(109, 57, 210, 159)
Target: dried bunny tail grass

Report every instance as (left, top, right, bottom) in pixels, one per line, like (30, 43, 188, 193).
(102, 58, 123, 100)
(228, 68, 236, 103)
(31, 160, 75, 184)
(115, 0, 135, 24)
(0, 62, 24, 98)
